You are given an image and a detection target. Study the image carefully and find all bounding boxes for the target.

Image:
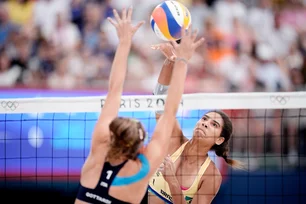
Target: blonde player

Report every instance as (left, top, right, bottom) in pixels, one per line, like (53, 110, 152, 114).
(75, 7, 204, 204)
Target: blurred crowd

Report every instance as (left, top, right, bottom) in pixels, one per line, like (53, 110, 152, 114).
(1, 0, 306, 170)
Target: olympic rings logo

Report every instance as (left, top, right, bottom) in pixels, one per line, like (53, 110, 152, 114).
(1, 101, 19, 111)
(270, 96, 290, 105)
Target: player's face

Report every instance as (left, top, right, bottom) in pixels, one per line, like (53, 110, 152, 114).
(193, 112, 224, 146)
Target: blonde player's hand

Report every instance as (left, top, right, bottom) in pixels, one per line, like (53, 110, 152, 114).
(107, 7, 145, 44)
(158, 155, 175, 180)
(171, 25, 205, 61)
(151, 43, 177, 62)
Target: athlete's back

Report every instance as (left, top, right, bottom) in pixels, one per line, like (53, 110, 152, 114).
(75, 152, 151, 204)
(76, 160, 129, 204)
(76, 156, 149, 204)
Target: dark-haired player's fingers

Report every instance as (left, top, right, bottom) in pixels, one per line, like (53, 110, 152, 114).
(164, 155, 172, 162)
(185, 24, 192, 37)
(151, 43, 163, 50)
(169, 55, 176, 61)
(180, 26, 186, 39)
(170, 40, 178, 49)
(191, 29, 198, 42)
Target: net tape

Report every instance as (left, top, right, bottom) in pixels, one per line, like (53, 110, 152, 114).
(0, 92, 306, 114)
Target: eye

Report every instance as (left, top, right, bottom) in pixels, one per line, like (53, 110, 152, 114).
(203, 117, 207, 121)
(213, 123, 217, 127)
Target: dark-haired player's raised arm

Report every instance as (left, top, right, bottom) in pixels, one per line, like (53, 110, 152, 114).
(151, 39, 188, 155)
(144, 26, 204, 174)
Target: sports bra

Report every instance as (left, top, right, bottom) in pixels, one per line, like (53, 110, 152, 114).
(76, 154, 150, 204)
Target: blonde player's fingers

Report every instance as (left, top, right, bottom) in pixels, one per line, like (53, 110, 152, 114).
(127, 6, 133, 21)
(121, 7, 127, 21)
(113, 9, 121, 22)
(132, 21, 145, 33)
(107, 18, 117, 27)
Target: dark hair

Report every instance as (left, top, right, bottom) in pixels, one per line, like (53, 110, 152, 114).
(107, 117, 146, 160)
(208, 110, 244, 169)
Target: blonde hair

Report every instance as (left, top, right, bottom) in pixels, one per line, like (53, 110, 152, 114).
(107, 117, 146, 160)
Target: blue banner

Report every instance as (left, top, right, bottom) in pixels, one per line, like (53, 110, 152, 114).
(0, 89, 207, 178)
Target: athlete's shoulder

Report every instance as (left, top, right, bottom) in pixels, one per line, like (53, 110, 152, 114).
(203, 161, 222, 182)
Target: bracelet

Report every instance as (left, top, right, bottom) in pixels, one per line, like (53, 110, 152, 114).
(175, 57, 188, 65)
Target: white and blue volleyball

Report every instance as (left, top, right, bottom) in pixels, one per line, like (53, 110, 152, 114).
(150, 1, 192, 41)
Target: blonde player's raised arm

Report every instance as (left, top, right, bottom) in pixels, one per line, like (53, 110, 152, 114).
(89, 8, 144, 156)
(144, 25, 205, 173)
(75, 7, 146, 204)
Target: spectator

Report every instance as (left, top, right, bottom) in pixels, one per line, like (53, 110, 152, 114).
(0, 2, 17, 47)
(6, 0, 35, 26)
(47, 55, 78, 89)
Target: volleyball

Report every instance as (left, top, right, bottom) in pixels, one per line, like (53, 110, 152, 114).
(150, 1, 192, 41)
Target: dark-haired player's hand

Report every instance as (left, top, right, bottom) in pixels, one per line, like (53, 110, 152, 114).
(151, 43, 177, 62)
(158, 155, 176, 180)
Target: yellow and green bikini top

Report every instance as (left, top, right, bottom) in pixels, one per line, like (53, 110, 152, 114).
(148, 142, 211, 203)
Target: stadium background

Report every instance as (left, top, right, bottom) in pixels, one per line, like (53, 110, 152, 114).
(1, 0, 306, 203)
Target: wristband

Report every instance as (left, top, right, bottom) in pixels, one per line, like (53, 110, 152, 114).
(153, 83, 169, 115)
(153, 83, 169, 96)
(175, 57, 188, 65)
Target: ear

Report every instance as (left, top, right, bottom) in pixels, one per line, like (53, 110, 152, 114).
(215, 137, 225, 146)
